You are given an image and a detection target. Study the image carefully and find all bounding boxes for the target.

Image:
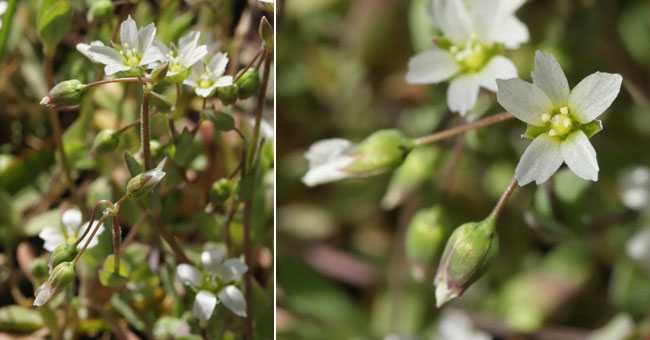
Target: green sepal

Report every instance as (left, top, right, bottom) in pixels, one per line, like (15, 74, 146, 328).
(580, 120, 603, 139)
(523, 124, 547, 139)
(345, 129, 414, 174)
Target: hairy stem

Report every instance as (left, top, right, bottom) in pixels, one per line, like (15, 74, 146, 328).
(73, 213, 110, 264)
(141, 88, 152, 170)
(112, 216, 121, 274)
(414, 112, 515, 146)
(116, 110, 159, 134)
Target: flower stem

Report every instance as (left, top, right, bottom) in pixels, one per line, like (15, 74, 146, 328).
(112, 216, 121, 274)
(73, 212, 110, 265)
(141, 88, 152, 170)
(116, 110, 159, 134)
(85, 77, 153, 89)
(413, 112, 515, 146)
(247, 50, 272, 170)
(73, 200, 114, 248)
(233, 48, 264, 81)
(489, 177, 518, 222)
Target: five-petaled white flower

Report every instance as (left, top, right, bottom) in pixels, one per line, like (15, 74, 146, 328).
(406, 0, 529, 116)
(153, 31, 208, 80)
(182, 53, 233, 97)
(496, 51, 622, 186)
(302, 138, 357, 187)
(0, 1, 7, 30)
(175, 246, 248, 322)
(38, 209, 104, 251)
(87, 15, 163, 75)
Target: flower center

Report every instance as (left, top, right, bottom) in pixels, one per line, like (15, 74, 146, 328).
(120, 43, 141, 67)
(198, 77, 213, 89)
(543, 107, 574, 137)
(450, 34, 489, 72)
(167, 52, 185, 73)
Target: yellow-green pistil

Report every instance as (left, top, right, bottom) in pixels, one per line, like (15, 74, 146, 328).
(448, 34, 493, 73)
(542, 106, 575, 138)
(119, 43, 141, 67)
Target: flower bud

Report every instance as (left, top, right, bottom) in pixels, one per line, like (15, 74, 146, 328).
(406, 206, 446, 263)
(91, 129, 120, 156)
(151, 62, 169, 83)
(87, 0, 115, 23)
(345, 129, 414, 174)
(259, 16, 273, 51)
(217, 84, 239, 105)
(34, 262, 75, 307)
(235, 69, 261, 99)
(30, 257, 50, 283)
(434, 217, 498, 307)
(49, 243, 78, 272)
(210, 178, 232, 205)
(40, 80, 87, 109)
(127, 169, 166, 197)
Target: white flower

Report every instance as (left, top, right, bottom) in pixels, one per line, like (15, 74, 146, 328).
(87, 15, 164, 75)
(249, 118, 274, 139)
(436, 309, 492, 340)
(626, 229, 650, 266)
(76, 41, 105, 63)
(153, 31, 208, 78)
(182, 53, 233, 97)
(496, 51, 622, 186)
(175, 246, 248, 322)
(301, 138, 357, 187)
(618, 167, 650, 211)
(38, 209, 104, 251)
(406, 0, 528, 116)
(0, 1, 7, 30)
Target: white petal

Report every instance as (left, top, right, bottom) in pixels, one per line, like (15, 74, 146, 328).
(0, 2, 7, 15)
(499, 0, 527, 15)
(435, 281, 458, 308)
(405, 50, 459, 84)
(87, 45, 127, 68)
(105, 64, 132, 76)
(193, 290, 217, 323)
(493, 16, 529, 49)
(181, 45, 208, 68)
(568, 72, 622, 124)
(447, 74, 479, 116)
(152, 40, 170, 59)
(560, 130, 599, 182)
(470, 0, 501, 43)
(213, 76, 233, 87)
(216, 259, 248, 282)
(76, 220, 104, 249)
(477, 56, 517, 92)
(431, 0, 472, 45)
(209, 53, 229, 76)
(515, 134, 563, 185)
(496, 78, 553, 126)
(39, 227, 65, 252)
(531, 51, 570, 106)
(302, 139, 357, 187)
(61, 209, 82, 230)
(76, 41, 105, 62)
(218, 286, 247, 317)
(201, 247, 224, 273)
(175, 264, 203, 287)
(140, 44, 165, 67)
(33, 283, 53, 307)
(120, 15, 138, 49)
(137, 23, 156, 52)
(178, 31, 201, 55)
(195, 86, 216, 98)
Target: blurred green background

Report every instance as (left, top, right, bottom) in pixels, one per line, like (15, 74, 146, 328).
(276, 0, 650, 339)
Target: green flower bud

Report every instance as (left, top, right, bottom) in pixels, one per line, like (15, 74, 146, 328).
(34, 262, 75, 307)
(48, 243, 78, 272)
(346, 129, 414, 174)
(210, 178, 232, 205)
(40, 80, 87, 109)
(406, 206, 446, 263)
(30, 257, 50, 283)
(259, 16, 273, 52)
(217, 84, 239, 105)
(151, 62, 170, 83)
(87, 0, 115, 22)
(434, 216, 498, 307)
(235, 69, 261, 99)
(91, 129, 120, 156)
(127, 169, 166, 197)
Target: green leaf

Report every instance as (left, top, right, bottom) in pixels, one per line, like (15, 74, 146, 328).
(203, 109, 235, 131)
(124, 151, 144, 177)
(98, 254, 129, 288)
(0, 305, 44, 332)
(24, 209, 61, 236)
(37, 0, 73, 55)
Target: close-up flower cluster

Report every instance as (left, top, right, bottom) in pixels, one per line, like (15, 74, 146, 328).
(0, 0, 273, 338)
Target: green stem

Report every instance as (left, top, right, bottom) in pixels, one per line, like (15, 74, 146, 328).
(141, 88, 152, 170)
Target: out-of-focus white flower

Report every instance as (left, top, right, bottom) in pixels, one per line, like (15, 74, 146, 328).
(87, 15, 164, 75)
(76, 41, 105, 63)
(182, 53, 233, 97)
(175, 246, 248, 322)
(618, 167, 650, 211)
(590, 313, 635, 340)
(436, 309, 492, 340)
(249, 118, 274, 139)
(152, 31, 208, 80)
(0, 1, 7, 30)
(302, 139, 357, 186)
(38, 209, 104, 251)
(406, 0, 528, 116)
(626, 229, 650, 265)
(496, 51, 622, 186)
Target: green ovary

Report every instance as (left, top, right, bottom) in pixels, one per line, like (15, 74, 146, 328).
(450, 35, 491, 72)
(120, 45, 141, 67)
(543, 107, 576, 138)
(169, 63, 184, 73)
(198, 78, 213, 89)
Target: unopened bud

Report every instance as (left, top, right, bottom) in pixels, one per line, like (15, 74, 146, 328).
(217, 84, 239, 105)
(151, 62, 169, 83)
(40, 80, 87, 109)
(34, 262, 75, 307)
(235, 69, 261, 99)
(49, 243, 78, 272)
(30, 257, 50, 283)
(87, 0, 115, 22)
(346, 129, 414, 174)
(91, 129, 120, 156)
(127, 169, 166, 197)
(406, 206, 446, 263)
(210, 178, 232, 205)
(259, 17, 273, 51)
(434, 216, 498, 307)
